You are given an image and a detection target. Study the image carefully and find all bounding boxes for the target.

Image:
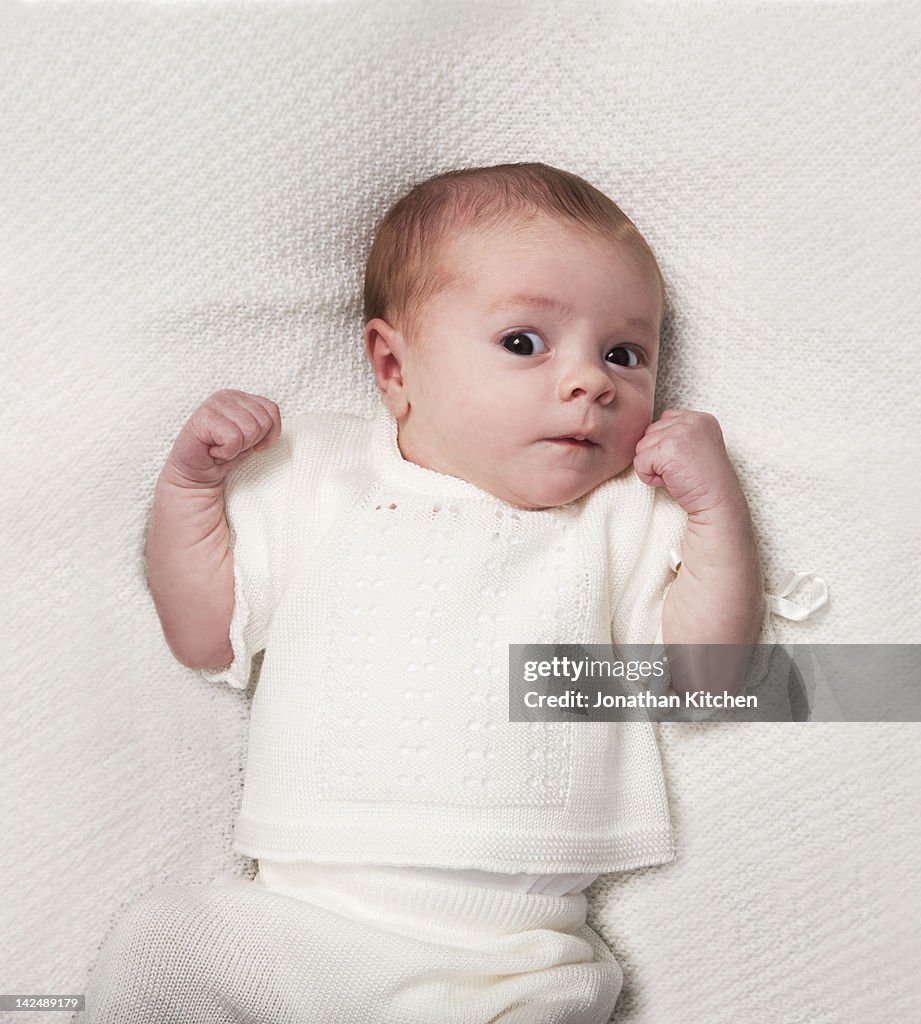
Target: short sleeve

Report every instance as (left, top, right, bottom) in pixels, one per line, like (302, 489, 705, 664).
(607, 475, 829, 706)
(198, 432, 293, 690)
(610, 485, 688, 647)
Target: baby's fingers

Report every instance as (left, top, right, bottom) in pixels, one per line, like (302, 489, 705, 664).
(207, 417, 251, 464)
(248, 396, 282, 451)
(214, 394, 278, 458)
(236, 398, 274, 451)
(634, 416, 677, 450)
(201, 404, 255, 463)
(633, 447, 666, 488)
(634, 431, 661, 454)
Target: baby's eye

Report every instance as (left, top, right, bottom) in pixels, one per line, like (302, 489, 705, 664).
(500, 331, 547, 356)
(605, 346, 640, 368)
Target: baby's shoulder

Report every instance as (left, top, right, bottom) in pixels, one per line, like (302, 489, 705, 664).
(281, 407, 373, 454)
(283, 406, 369, 435)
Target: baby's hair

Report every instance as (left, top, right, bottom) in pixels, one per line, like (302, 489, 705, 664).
(363, 162, 665, 343)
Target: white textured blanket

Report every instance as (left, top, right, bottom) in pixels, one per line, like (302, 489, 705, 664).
(2, 1, 918, 1022)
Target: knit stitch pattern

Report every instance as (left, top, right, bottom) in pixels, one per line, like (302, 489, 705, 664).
(80, 866, 622, 1023)
(201, 404, 688, 873)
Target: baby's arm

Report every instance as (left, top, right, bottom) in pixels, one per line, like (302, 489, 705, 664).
(633, 409, 764, 697)
(145, 390, 281, 670)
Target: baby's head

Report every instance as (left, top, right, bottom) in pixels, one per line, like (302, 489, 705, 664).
(364, 163, 665, 511)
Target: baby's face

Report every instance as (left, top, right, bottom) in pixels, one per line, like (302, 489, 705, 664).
(382, 214, 662, 510)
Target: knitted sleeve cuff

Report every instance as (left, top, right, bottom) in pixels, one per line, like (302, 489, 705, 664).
(198, 558, 256, 691)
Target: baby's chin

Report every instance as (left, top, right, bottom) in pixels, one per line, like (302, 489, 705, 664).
(496, 467, 626, 511)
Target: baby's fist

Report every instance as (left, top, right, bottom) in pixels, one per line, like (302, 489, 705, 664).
(167, 390, 282, 487)
(633, 409, 742, 517)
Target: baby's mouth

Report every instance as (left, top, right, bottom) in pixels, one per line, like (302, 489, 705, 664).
(547, 436, 598, 448)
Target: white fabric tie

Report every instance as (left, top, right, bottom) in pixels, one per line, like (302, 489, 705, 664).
(766, 570, 829, 621)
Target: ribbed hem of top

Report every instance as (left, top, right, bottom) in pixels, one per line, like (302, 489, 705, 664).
(232, 816, 677, 875)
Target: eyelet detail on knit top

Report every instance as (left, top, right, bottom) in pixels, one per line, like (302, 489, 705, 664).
(213, 404, 703, 870)
(304, 406, 598, 809)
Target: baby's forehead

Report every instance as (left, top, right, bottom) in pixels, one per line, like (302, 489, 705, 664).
(420, 213, 662, 327)
(436, 213, 633, 272)
(437, 218, 654, 292)
(439, 211, 572, 250)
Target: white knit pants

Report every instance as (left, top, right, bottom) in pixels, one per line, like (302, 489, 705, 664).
(79, 862, 622, 1023)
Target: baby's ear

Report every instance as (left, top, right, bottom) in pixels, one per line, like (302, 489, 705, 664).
(365, 318, 410, 416)
(365, 316, 408, 362)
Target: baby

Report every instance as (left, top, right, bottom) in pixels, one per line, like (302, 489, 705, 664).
(83, 163, 773, 1023)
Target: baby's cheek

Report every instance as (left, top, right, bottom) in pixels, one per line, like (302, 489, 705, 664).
(622, 407, 654, 449)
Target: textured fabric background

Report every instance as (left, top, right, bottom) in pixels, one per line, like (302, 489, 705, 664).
(1, 1, 919, 1021)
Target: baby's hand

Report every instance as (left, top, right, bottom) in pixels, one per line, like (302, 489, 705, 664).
(166, 389, 282, 488)
(633, 409, 744, 518)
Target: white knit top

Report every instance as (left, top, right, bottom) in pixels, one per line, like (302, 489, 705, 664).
(201, 403, 706, 874)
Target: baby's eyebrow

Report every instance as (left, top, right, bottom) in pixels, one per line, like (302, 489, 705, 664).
(487, 293, 657, 335)
(488, 293, 576, 320)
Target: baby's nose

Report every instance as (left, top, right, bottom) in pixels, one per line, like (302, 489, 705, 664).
(558, 361, 615, 404)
